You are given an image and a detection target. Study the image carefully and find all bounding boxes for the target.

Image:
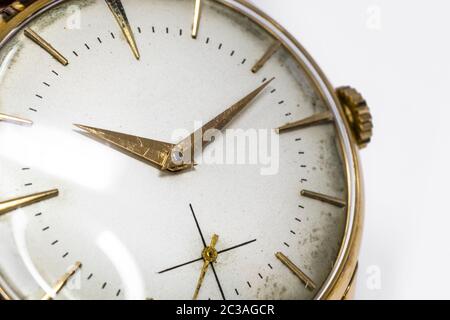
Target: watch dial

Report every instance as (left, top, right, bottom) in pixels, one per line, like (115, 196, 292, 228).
(0, 0, 349, 300)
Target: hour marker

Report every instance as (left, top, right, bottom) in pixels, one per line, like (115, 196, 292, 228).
(301, 190, 346, 208)
(191, 0, 202, 39)
(275, 252, 316, 290)
(41, 262, 82, 300)
(24, 28, 68, 66)
(252, 41, 282, 73)
(105, 0, 140, 60)
(0, 189, 59, 217)
(0, 285, 11, 300)
(0, 113, 33, 125)
(276, 111, 334, 134)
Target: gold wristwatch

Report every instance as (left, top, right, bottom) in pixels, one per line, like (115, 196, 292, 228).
(0, 0, 372, 300)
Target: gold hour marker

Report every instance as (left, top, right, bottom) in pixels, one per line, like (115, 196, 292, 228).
(301, 190, 346, 208)
(191, 0, 202, 39)
(275, 252, 316, 290)
(41, 262, 82, 300)
(276, 111, 334, 134)
(105, 0, 140, 60)
(0, 113, 33, 125)
(74, 124, 175, 170)
(24, 28, 68, 66)
(252, 41, 282, 73)
(0, 189, 59, 217)
(0, 286, 12, 300)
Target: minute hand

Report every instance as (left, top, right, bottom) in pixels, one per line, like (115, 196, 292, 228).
(167, 78, 274, 171)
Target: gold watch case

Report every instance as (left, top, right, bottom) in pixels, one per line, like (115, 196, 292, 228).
(0, 0, 372, 300)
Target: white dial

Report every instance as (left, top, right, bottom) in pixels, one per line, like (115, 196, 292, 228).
(0, 0, 353, 300)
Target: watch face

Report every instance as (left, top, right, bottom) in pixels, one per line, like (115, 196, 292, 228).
(0, 0, 354, 300)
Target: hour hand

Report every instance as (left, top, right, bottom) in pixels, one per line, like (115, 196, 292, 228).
(74, 124, 174, 170)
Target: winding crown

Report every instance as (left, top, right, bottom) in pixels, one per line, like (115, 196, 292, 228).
(336, 86, 373, 149)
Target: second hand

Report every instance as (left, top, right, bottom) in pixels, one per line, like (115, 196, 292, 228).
(193, 234, 219, 300)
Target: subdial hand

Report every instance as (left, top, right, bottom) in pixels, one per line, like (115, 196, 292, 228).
(193, 234, 219, 300)
(41, 262, 82, 300)
(74, 124, 175, 171)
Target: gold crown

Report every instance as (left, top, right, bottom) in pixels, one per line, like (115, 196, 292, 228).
(336, 86, 373, 148)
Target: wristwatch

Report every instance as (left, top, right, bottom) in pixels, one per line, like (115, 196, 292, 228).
(0, 0, 372, 300)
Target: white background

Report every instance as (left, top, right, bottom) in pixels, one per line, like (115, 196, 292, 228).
(252, 0, 450, 299)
